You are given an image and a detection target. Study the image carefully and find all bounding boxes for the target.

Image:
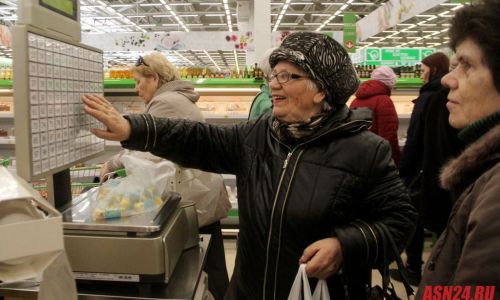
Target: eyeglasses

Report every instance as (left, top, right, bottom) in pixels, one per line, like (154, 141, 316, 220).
(135, 56, 149, 67)
(266, 71, 307, 84)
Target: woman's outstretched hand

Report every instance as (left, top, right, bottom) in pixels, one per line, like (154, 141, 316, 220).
(82, 94, 131, 141)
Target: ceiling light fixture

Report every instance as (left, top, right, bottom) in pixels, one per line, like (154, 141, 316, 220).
(438, 11, 453, 17)
(174, 51, 195, 66)
(204, 50, 221, 71)
(273, 0, 292, 32)
(162, 3, 190, 32)
(233, 50, 240, 73)
(109, 4, 132, 8)
(94, 1, 146, 33)
(222, 0, 232, 32)
(140, 3, 163, 7)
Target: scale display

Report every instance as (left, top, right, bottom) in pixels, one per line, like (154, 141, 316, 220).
(14, 28, 105, 180)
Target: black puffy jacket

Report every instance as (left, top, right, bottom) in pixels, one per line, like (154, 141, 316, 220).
(122, 106, 417, 300)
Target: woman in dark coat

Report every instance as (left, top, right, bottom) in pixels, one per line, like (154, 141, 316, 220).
(83, 32, 416, 300)
(395, 52, 450, 285)
(419, 87, 463, 234)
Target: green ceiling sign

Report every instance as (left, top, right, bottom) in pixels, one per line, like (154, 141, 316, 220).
(343, 13, 357, 53)
(421, 49, 436, 58)
(364, 47, 435, 66)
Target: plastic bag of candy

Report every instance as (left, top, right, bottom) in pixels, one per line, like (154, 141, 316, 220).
(92, 155, 175, 220)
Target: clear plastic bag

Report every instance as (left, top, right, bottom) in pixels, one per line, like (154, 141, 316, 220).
(288, 264, 331, 300)
(92, 155, 175, 220)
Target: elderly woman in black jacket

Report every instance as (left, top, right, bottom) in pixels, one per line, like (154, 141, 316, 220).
(82, 32, 416, 300)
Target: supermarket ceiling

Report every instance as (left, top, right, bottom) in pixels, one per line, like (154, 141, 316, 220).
(0, 0, 464, 66)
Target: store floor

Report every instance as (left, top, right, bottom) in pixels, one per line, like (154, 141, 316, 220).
(223, 237, 433, 296)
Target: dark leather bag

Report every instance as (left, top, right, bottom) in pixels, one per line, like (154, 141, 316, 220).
(369, 223, 414, 300)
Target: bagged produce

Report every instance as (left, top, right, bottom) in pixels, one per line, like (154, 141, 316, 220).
(92, 155, 175, 220)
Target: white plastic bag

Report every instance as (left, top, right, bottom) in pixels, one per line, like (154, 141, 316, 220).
(312, 279, 331, 300)
(288, 264, 331, 300)
(92, 155, 176, 220)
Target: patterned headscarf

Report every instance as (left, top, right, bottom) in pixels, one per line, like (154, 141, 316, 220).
(269, 32, 359, 107)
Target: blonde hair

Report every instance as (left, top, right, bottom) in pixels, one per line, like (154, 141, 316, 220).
(131, 52, 179, 85)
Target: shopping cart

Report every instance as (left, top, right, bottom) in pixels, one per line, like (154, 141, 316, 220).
(32, 166, 101, 199)
(32, 181, 100, 199)
(32, 166, 127, 200)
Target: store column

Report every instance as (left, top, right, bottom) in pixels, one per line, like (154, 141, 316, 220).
(238, 0, 271, 65)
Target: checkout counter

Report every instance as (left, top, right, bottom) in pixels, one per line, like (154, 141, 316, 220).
(0, 235, 211, 300)
(0, 168, 211, 300)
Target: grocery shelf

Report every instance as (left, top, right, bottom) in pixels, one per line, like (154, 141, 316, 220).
(0, 78, 423, 90)
(0, 80, 12, 89)
(0, 136, 15, 145)
(360, 77, 423, 88)
(0, 112, 13, 119)
(103, 78, 264, 89)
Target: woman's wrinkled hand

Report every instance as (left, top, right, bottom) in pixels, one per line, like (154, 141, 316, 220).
(299, 237, 343, 279)
(82, 94, 131, 141)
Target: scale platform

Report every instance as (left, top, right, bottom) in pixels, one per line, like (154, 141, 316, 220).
(60, 190, 199, 283)
(61, 190, 182, 235)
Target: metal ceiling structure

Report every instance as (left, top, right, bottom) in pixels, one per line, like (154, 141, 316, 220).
(0, 0, 465, 67)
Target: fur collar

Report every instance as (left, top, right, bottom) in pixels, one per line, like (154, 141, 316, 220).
(440, 124, 500, 192)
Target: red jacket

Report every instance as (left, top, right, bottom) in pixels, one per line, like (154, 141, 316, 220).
(350, 79, 401, 165)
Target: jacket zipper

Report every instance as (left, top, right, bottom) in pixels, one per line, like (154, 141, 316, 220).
(263, 149, 293, 300)
(273, 149, 305, 300)
(262, 119, 369, 299)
